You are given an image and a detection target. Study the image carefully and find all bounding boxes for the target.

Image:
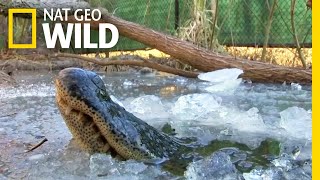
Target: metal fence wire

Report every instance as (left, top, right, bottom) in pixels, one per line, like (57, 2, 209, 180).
(103, 0, 311, 51)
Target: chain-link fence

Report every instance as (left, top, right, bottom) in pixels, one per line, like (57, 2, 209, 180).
(103, 0, 311, 51)
(217, 0, 311, 47)
(96, 0, 192, 51)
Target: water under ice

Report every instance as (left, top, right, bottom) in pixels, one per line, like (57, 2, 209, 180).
(0, 70, 311, 179)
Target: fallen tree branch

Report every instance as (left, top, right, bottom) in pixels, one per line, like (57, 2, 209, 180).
(53, 53, 199, 78)
(25, 138, 48, 153)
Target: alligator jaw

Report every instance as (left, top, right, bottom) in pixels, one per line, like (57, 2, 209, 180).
(54, 68, 186, 161)
(55, 79, 111, 153)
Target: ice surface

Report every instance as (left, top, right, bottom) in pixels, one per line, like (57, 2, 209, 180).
(0, 83, 55, 99)
(0, 71, 311, 179)
(243, 164, 311, 180)
(185, 151, 241, 180)
(243, 169, 283, 180)
(279, 107, 312, 140)
(123, 79, 134, 86)
(198, 68, 243, 83)
(89, 154, 171, 179)
(243, 151, 312, 180)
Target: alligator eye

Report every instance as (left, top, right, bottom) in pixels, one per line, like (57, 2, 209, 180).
(100, 90, 108, 98)
(98, 89, 111, 101)
(100, 90, 106, 96)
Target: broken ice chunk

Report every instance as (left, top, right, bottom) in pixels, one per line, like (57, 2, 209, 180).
(279, 107, 311, 140)
(198, 68, 243, 83)
(243, 168, 284, 180)
(90, 154, 119, 176)
(172, 93, 220, 120)
(291, 83, 302, 91)
(123, 79, 134, 86)
(198, 68, 243, 94)
(185, 151, 240, 180)
(126, 95, 169, 119)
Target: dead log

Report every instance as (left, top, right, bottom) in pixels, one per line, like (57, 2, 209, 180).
(2, 1, 312, 84)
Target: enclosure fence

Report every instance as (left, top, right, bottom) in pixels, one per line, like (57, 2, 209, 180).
(105, 0, 312, 51)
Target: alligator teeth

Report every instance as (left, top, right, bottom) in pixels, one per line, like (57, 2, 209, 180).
(89, 122, 96, 128)
(78, 112, 85, 121)
(65, 106, 73, 116)
(78, 112, 94, 127)
(92, 133, 102, 140)
(103, 143, 110, 152)
(78, 112, 89, 127)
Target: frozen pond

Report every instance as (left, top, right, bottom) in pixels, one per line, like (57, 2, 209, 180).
(0, 70, 312, 179)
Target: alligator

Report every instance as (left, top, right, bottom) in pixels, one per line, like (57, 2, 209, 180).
(55, 67, 194, 163)
(55, 68, 280, 175)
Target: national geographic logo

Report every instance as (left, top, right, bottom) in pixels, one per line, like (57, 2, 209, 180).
(7, 8, 119, 49)
(8, 9, 37, 48)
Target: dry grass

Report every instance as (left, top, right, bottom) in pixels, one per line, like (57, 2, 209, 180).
(83, 47, 312, 69)
(225, 47, 312, 68)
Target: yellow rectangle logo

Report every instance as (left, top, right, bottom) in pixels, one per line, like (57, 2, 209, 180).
(8, 9, 37, 49)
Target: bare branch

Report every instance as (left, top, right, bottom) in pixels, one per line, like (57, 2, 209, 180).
(261, 0, 277, 62)
(53, 53, 199, 78)
(290, 0, 307, 68)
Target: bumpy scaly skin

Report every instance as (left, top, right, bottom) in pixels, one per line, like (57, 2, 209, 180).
(55, 68, 188, 161)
